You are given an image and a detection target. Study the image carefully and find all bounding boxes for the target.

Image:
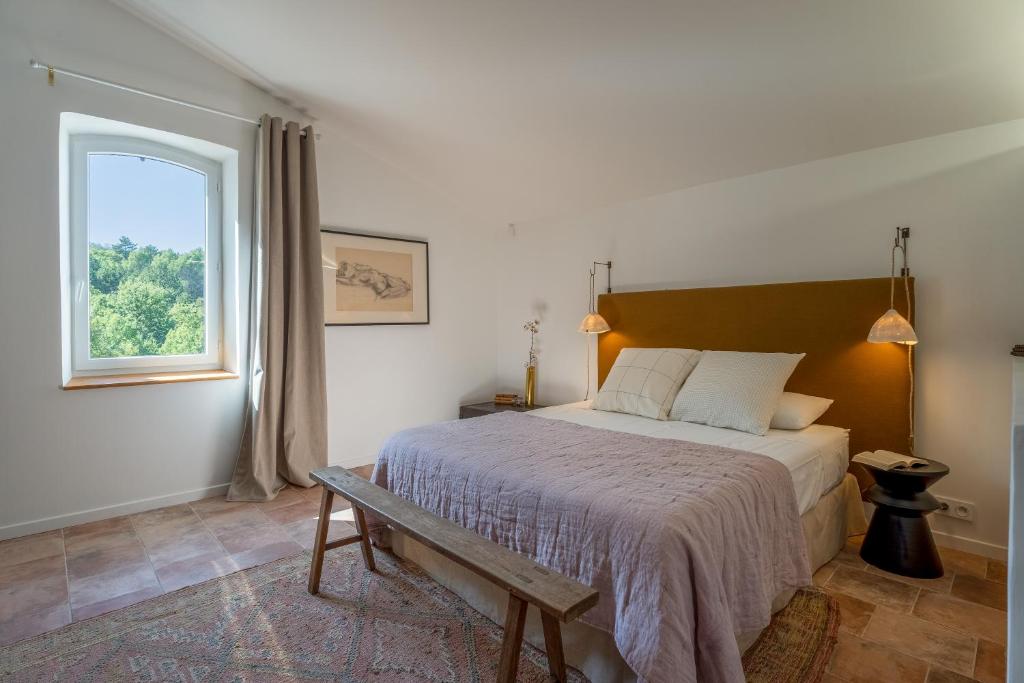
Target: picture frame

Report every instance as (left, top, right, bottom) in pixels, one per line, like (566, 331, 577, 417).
(320, 228, 430, 326)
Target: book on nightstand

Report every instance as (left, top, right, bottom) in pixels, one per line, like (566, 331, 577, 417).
(852, 450, 930, 471)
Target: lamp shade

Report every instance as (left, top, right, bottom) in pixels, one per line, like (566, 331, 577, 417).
(578, 312, 611, 334)
(867, 308, 918, 345)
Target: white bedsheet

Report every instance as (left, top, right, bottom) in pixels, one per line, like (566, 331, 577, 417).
(531, 401, 849, 515)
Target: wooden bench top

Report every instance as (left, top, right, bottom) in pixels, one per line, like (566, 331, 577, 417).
(311, 466, 599, 622)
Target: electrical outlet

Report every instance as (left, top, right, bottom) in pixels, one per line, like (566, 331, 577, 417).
(934, 495, 975, 522)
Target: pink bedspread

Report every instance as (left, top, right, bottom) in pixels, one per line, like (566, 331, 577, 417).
(369, 412, 810, 683)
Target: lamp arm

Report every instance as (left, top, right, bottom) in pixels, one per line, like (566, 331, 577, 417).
(587, 266, 597, 313)
(902, 243, 914, 455)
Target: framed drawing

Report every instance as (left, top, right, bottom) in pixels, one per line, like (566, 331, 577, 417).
(320, 229, 429, 325)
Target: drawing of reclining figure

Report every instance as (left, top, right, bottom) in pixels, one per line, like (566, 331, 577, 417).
(336, 261, 412, 300)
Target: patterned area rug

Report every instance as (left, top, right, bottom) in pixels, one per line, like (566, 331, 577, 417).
(743, 587, 841, 683)
(0, 546, 838, 682)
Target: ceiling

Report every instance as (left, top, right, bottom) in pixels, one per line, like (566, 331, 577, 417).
(114, 0, 1024, 223)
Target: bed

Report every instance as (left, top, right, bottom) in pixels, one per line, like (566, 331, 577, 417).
(369, 278, 913, 683)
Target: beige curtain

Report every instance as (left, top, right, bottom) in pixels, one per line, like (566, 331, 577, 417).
(227, 115, 327, 501)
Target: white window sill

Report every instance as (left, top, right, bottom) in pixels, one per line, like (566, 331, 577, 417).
(62, 369, 239, 390)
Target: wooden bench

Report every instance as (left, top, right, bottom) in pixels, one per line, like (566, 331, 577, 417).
(307, 466, 599, 683)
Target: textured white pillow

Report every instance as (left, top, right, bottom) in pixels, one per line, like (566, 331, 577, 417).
(669, 351, 805, 435)
(595, 348, 702, 420)
(769, 392, 834, 430)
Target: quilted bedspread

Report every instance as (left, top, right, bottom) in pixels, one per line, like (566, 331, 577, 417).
(369, 412, 810, 683)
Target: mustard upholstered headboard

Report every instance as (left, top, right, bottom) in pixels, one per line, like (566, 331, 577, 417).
(596, 278, 914, 480)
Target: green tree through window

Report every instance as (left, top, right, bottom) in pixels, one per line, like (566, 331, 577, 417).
(88, 237, 205, 358)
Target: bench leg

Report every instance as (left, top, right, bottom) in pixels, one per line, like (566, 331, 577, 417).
(307, 486, 334, 595)
(352, 505, 377, 572)
(541, 611, 567, 683)
(497, 593, 528, 683)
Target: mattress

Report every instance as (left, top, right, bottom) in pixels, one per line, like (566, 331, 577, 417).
(531, 401, 849, 515)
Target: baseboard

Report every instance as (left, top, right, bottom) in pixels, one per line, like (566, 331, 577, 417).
(0, 483, 230, 542)
(329, 455, 376, 470)
(861, 502, 1008, 562)
(930, 530, 1008, 562)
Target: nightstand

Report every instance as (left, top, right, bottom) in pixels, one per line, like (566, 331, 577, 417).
(458, 401, 547, 419)
(859, 458, 950, 578)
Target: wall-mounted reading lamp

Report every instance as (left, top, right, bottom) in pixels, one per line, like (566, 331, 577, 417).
(579, 261, 612, 334)
(580, 261, 611, 400)
(867, 227, 917, 453)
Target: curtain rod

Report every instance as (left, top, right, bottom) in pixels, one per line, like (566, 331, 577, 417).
(29, 59, 315, 137)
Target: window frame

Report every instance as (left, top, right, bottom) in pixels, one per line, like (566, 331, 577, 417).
(68, 134, 223, 374)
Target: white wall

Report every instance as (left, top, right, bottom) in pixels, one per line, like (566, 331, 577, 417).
(315, 129, 497, 468)
(495, 120, 1024, 556)
(0, 0, 496, 538)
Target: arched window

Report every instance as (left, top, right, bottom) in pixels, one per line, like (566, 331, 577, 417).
(68, 134, 222, 373)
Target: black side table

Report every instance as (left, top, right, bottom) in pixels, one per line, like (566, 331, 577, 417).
(458, 401, 547, 419)
(860, 459, 950, 578)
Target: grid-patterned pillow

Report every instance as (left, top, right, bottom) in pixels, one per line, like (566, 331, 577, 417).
(669, 351, 805, 435)
(594, 348, 702, 420)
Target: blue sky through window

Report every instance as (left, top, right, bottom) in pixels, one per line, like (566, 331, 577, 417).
(88, 153, 206, 253)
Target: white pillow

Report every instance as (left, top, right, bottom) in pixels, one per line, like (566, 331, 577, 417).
(668, 351, 805, 435)
(595, 348, 702, 420)
(769, 392, 834, 430)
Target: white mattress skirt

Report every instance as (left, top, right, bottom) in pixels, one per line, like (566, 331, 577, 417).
(384, 473, 866, 683)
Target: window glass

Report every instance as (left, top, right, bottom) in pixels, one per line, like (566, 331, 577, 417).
(86, 153, 207, 358)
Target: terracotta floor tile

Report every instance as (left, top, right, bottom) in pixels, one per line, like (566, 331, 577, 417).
(950, 575, 1006, 612)
(828, 631, 929, 683)
(65, 532, 151, 582)
(262, 500, 323, 526)
(813, 562, 837, 587)
(926, 667, 981, 683)
(973, 639, 1005, 683)
(197, 506, 294, 555)
(189, 494, 248, 516)
(829, 590, 875, 636)
(826, 565, 920, 612)
(255, 486, 309, 512)
(284, 517, 357, 551)
(155, 553, 243, 593)
(937, 547, 988, 579)
(63, 516, 135, 543)
(865, 564, 954, 594)
(0, 604, 70, 647)
(139, 527, 225, 570)
(913, 592, 1006, 646)
(63, 517, 144, 561)
(228, 540, 303, 571)
(71, 583, 164, 621)
(301, 486, 353, 512)
(983, 557, 1007, 585)
(301, 484, 325, 501)
(832, 540, 868, 570)
(984, 561, 1006, 585)
(0, 555, 68, 622)
(191, 500, 253, 523)
(68, 562, 161, 615)
(132, 507, 225, 570)
(350, 464, 375, 479)
(862, 607, 977, 676)
(0, 530, 64, 569)
(130, 503, 196, 530)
